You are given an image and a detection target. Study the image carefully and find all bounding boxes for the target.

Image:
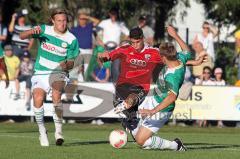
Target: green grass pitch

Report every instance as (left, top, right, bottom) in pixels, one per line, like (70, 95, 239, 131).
(0, 122, 240, 159)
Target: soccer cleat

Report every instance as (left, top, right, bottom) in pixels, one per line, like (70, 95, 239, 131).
(39, 131, 49, 147)
(55, 132, 64, 146)
(125, 93, 138, 108)
(25, 102, 31, 111)
(13, 94, 20, 100)
(142, 146, 151, 150)
(114, 102, 127, 114)
(174, 138, 187, 151)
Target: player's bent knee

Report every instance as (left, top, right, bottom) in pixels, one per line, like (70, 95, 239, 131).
(32, 90, 45, 107)
(33, 96, 44, 107)
(52, 90, 62, 103)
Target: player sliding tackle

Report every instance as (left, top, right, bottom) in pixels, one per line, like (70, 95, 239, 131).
(20, 8, 79, 146)
(133, 26, 201, 151)
(98, 27, 164, 139)
(98, 26, 206, 143)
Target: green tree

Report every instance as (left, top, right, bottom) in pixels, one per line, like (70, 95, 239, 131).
(198, 0, 240, 84)
(215, 46, 237, 84)
(199, 0, 240, 29)
(16, 0, 62, 25)
(16, 0, 189, 40)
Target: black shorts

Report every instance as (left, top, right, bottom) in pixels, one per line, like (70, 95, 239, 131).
(113, 83, 147, 107)
(17, 75, 32, 89)
(114, 83, 147, 131)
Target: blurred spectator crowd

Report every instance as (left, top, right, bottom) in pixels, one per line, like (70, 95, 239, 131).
(0, 7, 240, 123)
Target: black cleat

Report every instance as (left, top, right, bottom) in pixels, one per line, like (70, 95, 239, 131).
(56, 138, 64, 146)
(174, 138, 187, 151)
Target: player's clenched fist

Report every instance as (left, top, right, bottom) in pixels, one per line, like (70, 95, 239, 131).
(166, 25, 178, 38)
(31, 26, 41, 35)
(98, 52, 110, 62)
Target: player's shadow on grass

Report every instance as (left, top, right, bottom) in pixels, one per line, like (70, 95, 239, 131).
(185, 142, 240, 150)
(64, 140, 108, 146)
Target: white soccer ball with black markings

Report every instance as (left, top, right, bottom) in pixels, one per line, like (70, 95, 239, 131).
(109, 130, 127, 148)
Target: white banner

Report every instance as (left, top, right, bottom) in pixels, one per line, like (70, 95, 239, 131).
(174, 86, 240, 120)
(1, 81, 240, 120)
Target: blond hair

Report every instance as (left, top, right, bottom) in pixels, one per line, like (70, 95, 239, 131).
(159, 42, 177, 60)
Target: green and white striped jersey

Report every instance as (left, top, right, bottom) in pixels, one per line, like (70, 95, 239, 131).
(153, 51, 192, 112)
(33, 24, 79, 75)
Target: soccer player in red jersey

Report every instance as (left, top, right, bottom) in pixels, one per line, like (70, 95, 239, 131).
(98, 27, 207, 139)
(98, 27, 163, 135)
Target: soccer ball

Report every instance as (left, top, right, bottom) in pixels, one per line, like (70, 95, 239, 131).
(109, 130, 127, 148)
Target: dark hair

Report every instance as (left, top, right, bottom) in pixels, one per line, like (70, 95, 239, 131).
(109, 8, 118, 16)
(138, 15, 146, 21)
(203, 66, 212, 73)
(159, 42, 177, 60)
(129, 27, 143, 39)
(203, 21, 209, 25)
(108, 7, 119, 20)
(202, 21, 210, 31)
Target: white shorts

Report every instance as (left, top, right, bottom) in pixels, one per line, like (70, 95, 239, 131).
(31, 73, 68, 93)
(138, 96, 172, 133)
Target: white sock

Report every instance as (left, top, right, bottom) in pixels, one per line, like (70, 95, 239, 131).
(53, 103, 63, 134)
(143, 136, 178, 150)
(33, 106, 46, 135)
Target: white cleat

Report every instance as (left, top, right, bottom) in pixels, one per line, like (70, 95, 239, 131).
(39, 131, 49, 147)
(114, 102, 127, 114)
(55, 132, 64, 146)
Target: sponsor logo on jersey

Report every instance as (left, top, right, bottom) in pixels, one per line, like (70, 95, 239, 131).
(129, 59, 146, 67)
(145, 54, 151, 60)
(61, 42, 67, 48)
(42, 42, 66, 55)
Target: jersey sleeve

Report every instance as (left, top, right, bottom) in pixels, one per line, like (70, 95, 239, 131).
(120, 22, 129, 36)
(98, 20, 106, 29)
(0, 46, 3, 58)
(109, 47, 124, 61)
(67, 39, 80, 60)
(32, 24, 45, 38)
(154, 51, 163, 64)
(165, 74, 181, 96)
(177, 51, 192, 65)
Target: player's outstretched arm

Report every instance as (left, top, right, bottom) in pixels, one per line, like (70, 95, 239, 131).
(186, 51, 208, 66)
(20, 26, 41, 40)
(167, 25, 190, 52)
(139, 92, 177, 117)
